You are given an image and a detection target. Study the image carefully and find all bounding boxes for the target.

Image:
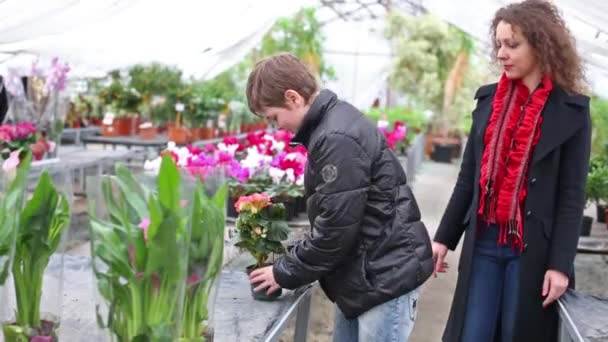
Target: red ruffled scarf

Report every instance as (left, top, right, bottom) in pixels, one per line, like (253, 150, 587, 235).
(478, 73, 553, 251)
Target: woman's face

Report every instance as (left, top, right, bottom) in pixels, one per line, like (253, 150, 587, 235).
(495, 20, 540, 80)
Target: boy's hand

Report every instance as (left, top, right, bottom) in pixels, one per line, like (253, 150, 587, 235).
(249, 266, 281, 295)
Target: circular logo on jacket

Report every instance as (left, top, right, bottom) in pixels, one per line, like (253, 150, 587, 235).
(321, 164, 338, 183)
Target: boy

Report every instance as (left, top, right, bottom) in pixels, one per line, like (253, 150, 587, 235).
(247, 53, 433, 342)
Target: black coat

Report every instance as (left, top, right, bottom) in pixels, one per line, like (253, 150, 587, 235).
(273, 89, 434, 319)
(434, 83, 591, 342)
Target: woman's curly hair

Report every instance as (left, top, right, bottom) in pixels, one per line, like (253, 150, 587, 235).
(491, 0, 586, 94)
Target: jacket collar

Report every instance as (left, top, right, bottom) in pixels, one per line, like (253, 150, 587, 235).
(291, 89, 337, 148)
(475, 84, 589, 164)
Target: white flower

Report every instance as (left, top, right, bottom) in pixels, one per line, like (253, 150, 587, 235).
(296, 175, 304, 186)
(241, 147, 271, 171)
(272, 141, 286, 153)
(285, 169, 296, 183)
(143, 157, 161, 174)
(269, 167, 286, 184)
(47, 141, 56, 153)
(175, 102, 185, 112)
(167, 141, 177, 150)
(217, 143, 239, 157)
(174, 147, 191, 167)
(102, 112, 115, 125)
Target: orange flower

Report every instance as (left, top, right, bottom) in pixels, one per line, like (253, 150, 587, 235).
(234, 193, 272, 214)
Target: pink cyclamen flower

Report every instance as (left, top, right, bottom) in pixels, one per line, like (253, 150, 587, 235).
(180, 199, 188, 207)
(137, 217, 151, 241)
(2, 150, 21, 173)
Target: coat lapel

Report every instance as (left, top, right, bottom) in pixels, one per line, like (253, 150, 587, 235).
(471, 84, 589, 165)
(531, 87, 589, 164)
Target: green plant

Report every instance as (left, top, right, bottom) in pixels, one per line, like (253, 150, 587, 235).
(385, 13, 492, 134)
(255, 7, 335, 82)
(266, 182, 304, 201)
(590, 96, 608, 158)
(97, 71, 142, 116)
(181, 184, 226, 341)
(88, 154, 193, 341)
(228, 175, 273, 199)
(0, 153, 32, 285)
(234, 193, 289, 268)
(586, 156, 608, 206)
(128, 64, 185, 125)
(3, 169, 71, 340)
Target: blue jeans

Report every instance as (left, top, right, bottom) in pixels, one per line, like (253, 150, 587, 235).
(333, 288, 419, 342)
(461, 225, 521, 342)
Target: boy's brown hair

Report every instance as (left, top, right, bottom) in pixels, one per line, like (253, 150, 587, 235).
(246, 53, 319, 115)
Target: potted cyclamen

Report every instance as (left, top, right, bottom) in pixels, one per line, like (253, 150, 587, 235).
(234, 193, 289, 301)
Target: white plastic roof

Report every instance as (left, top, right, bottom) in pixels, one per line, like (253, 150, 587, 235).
(0, 0, 308, 79)
(1, 0, 607, 106)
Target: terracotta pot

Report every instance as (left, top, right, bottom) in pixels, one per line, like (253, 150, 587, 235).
(200, 127, 214, 140)
(102, 124, 119, 137)
(114, 117, 136, 136)
(138, 126, 158, 140)
(189, 127, 202, 141)
(168, 126, 192, 145)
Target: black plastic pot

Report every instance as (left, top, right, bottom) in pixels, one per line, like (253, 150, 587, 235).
(431, 144, 454, 163)
(597, 204, 606, 223)
(581, 216, 593, 236)
(246, 264, 282, 301)
(226, 196, 238, 218)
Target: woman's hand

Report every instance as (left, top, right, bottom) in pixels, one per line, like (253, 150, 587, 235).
(542, 270, 569, 307)
(432, 241, 449, 277)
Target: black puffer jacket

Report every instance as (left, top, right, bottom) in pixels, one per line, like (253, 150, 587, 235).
(273, 89, 433, 319)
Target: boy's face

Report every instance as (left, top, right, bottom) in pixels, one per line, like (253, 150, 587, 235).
(258, 90, 310, 133)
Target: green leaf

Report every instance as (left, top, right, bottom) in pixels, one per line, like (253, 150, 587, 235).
(114, 165, 150, 219)
(157, 154, 180, 212)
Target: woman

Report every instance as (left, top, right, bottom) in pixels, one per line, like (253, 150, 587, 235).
(432, 1, 591, 341)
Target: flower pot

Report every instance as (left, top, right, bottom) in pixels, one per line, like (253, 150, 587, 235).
(200, 127, 215, 140)
(101, 124, 119, 137)
(597, 204, 607, 223)
(431, 143, 455, 163)
(189, 127, 202, 141)
(168, 126, 192, 145)
(86, 157, 195, 341)
(296, 196, 307, 214)
(246, 265, 282, 301)
(138, 126, 157, 140)
(114, 117, 133, 136)
(284, 200, 298, 221)
(226, 196, 239, 218)
(581, 216, 593, 236)
(2, 169, 72, 342)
